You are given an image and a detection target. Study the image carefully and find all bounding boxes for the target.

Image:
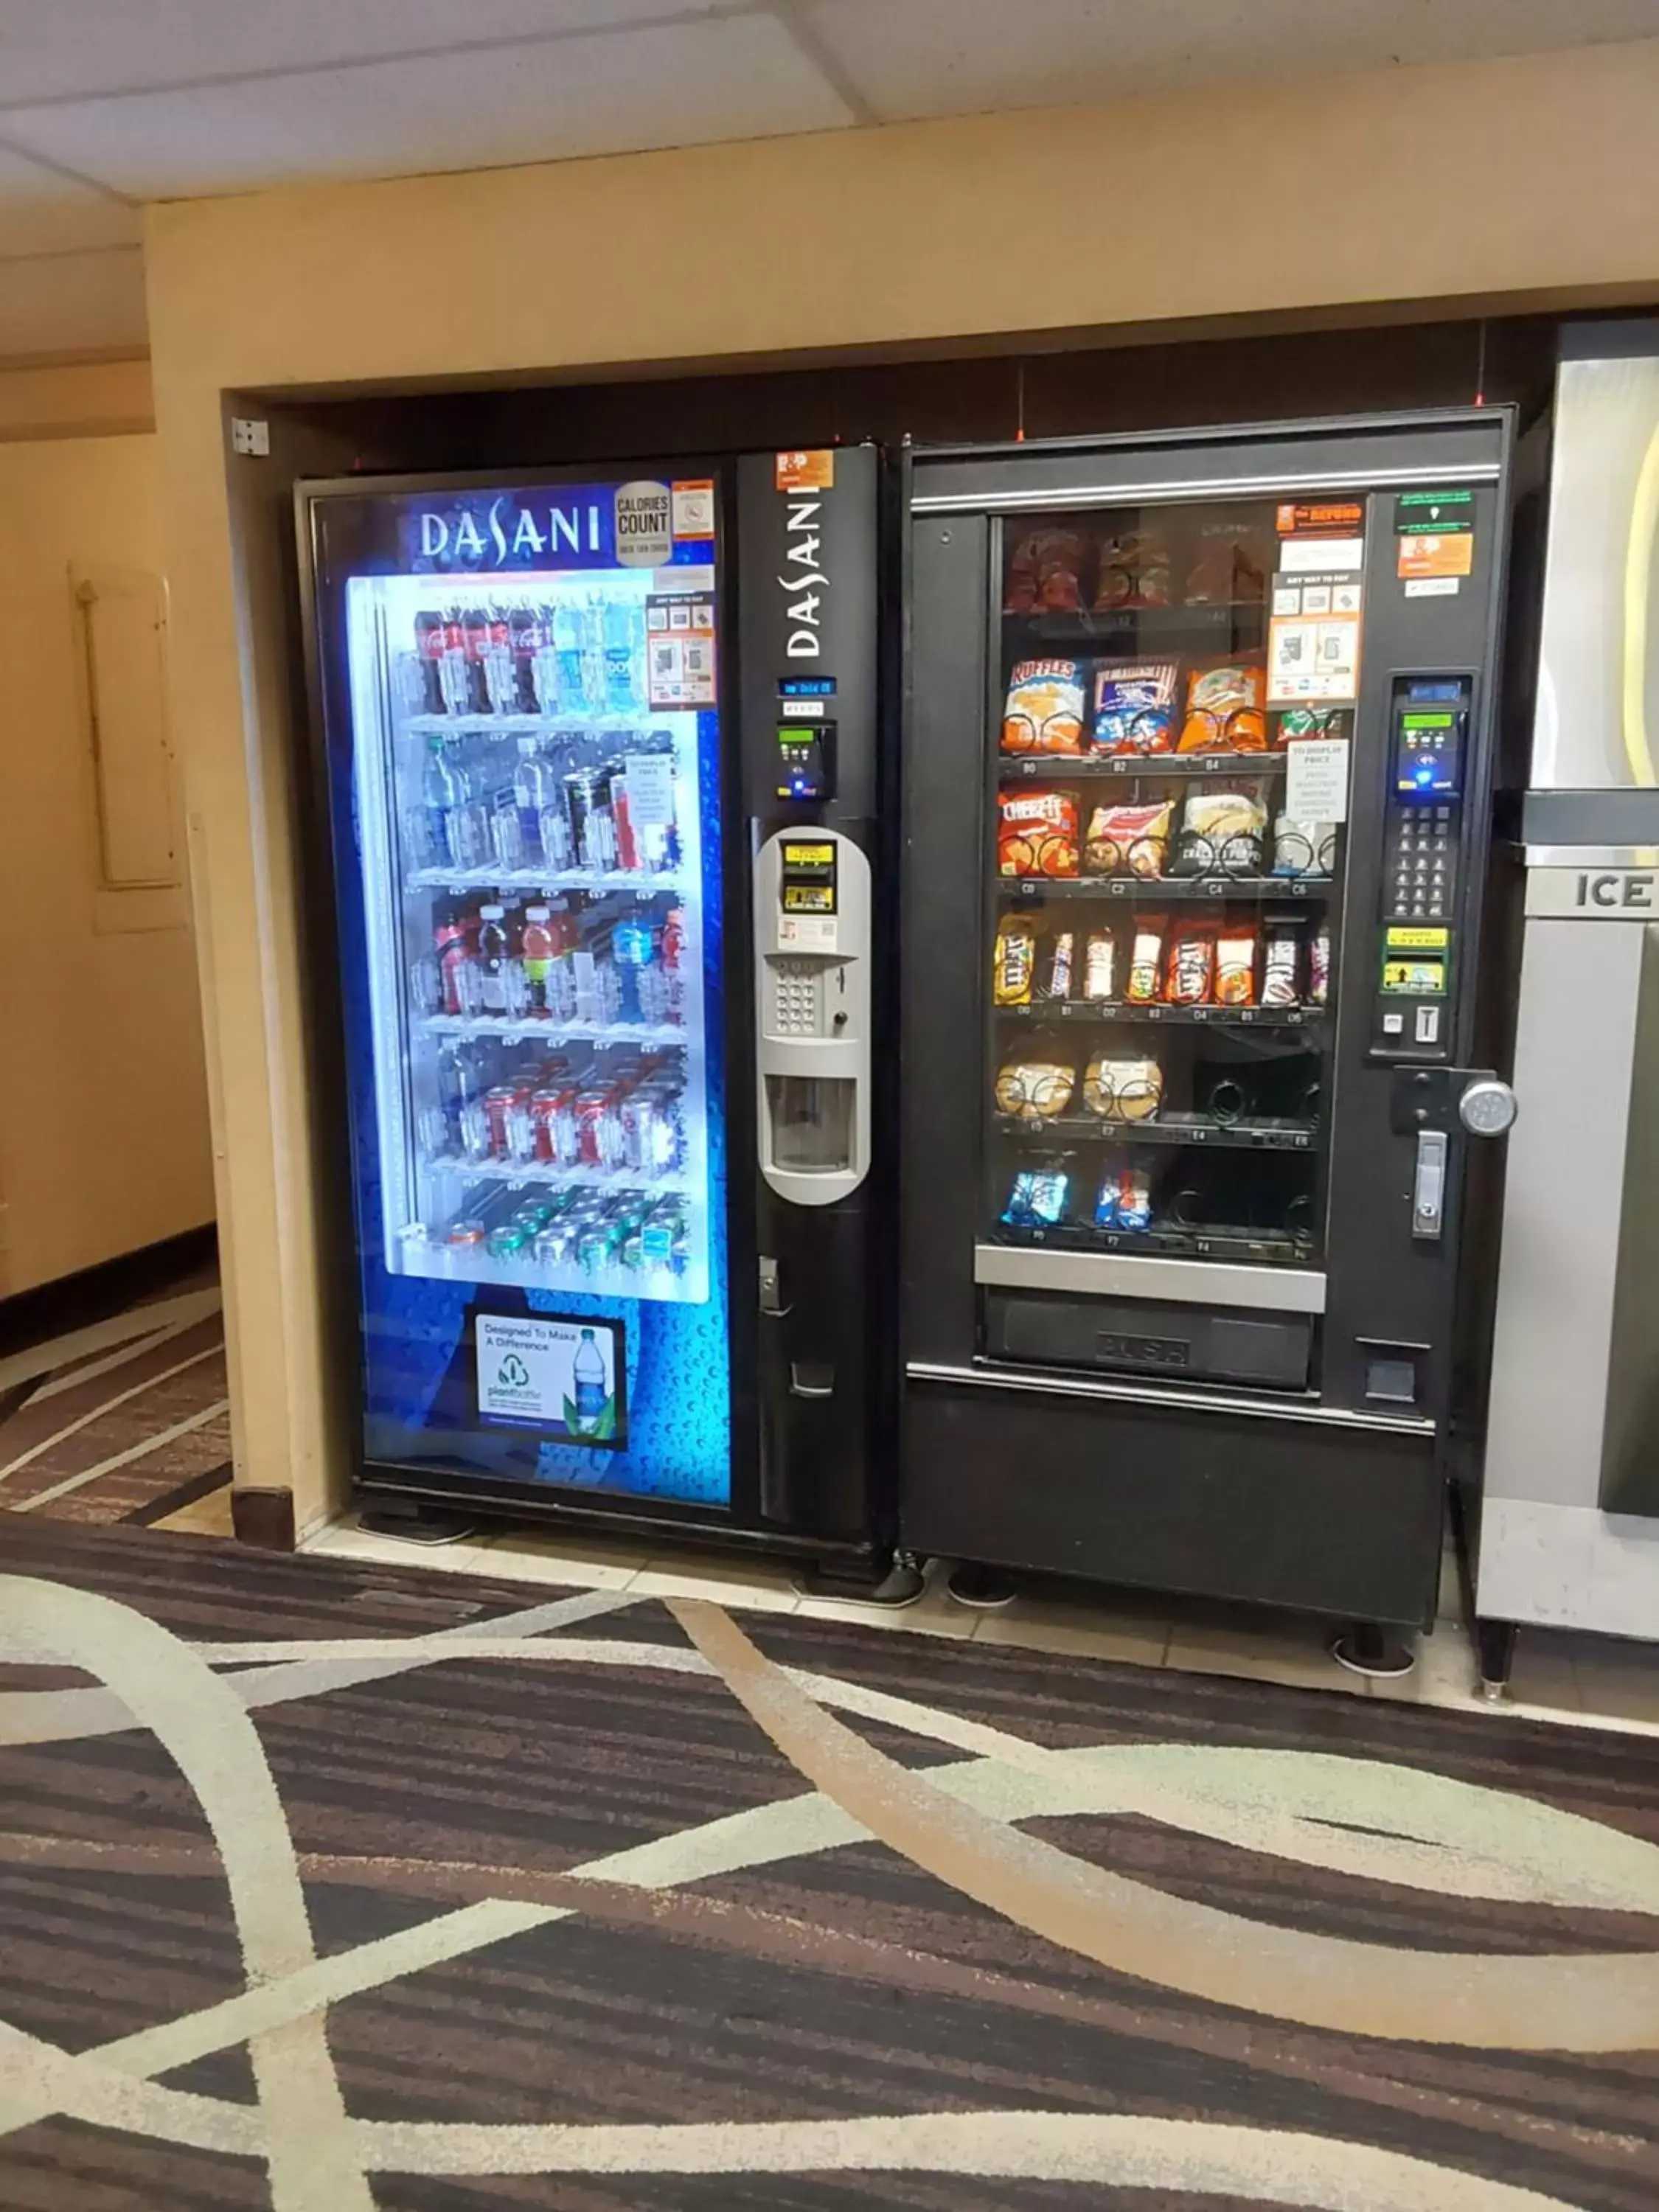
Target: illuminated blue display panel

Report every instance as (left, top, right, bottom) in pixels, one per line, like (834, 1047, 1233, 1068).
(316, 478, 731, 1505)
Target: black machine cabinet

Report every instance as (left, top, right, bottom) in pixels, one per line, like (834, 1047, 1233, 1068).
(898, 411, 1516, 1626)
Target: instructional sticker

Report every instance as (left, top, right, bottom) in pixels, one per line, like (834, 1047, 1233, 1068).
(476, 1312, 626, 1448)
(776, 449, 835, 492)
(1398, 532, 1475, 582)
(1285, 737, 1351, 824)
(1267, 557, 1364, 706)
(671, 479, 716, 538)
(645, 591, 717, 708)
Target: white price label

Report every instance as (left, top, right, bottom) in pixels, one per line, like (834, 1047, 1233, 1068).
(1284, 737, 1351, 824)
(623, 751, 676, 828)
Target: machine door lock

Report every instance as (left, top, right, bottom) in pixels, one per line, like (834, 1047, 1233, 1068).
(1390, 1065, 1511, 1138)
(1412, 1131, 1449, 1239)
(759, 1255, 787, 1315)
(1457, 1076, 1518, 1137)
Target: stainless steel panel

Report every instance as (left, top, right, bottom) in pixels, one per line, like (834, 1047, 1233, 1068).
(1481, 917, 1641, 1520)
(973, 1242, 1327, 1315)
(906, 1358, 1431, 1434)
(1530, 349, 1659, 793)
(1598, 919, 1659, 1514)
(913, 459, 1497, 516)
(1525, 865, 1659, 918)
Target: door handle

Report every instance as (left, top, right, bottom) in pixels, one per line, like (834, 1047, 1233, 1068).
(1412, 1130, 1448, 1239)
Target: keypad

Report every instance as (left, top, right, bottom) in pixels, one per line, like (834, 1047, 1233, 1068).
(773, 963, 820, 1036)
(1388, 804, 1455, 921)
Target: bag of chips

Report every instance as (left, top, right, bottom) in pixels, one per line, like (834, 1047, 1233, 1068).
(998, 788, 1079, 877)
(992, 915, 1038, 1005)
(1091, 660, 1179, 755)
(1001, 658, 1086, 754)
(1093, 532, 1172, 611)
(1004, 529, 1085, 614)
(1003, 1169, 1069, 1228)
(1083, 928, 1118, 1002)
(995, 1057, 1075, 1121)
(1261, 922, 1302, 1007)
(1125, 919, 1166, 1004)
(1178, 660, 1267, 752)
(1084, 1053, 1163, 1121)
(1085, 798, 1173, 877)
(1215, 923, 1258, 1005)
(1094, 1152, 1154, 1231)
(1185, 521, 1270, 605)
(1164, 923, 1216, 1005)
(1168, 789, 1268, 877)
(1275, 705, 1350, 747)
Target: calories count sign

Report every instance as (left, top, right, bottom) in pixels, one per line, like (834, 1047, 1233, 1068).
(613, 481, 672, 568)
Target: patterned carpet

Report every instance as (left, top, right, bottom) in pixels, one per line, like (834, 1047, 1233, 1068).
(0, 1520, 1655, 2211)
(0, 1270, 230, 1526)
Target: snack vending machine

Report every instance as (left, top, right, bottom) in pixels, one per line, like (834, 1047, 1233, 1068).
(300, 451, 893, 1564)
(898, 411, 1518, 1632)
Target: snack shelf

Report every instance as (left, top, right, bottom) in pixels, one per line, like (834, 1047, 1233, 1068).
(992, 1221, 1311, 1265)
(418, 1015, 684, 1046)
(993, 1112, 1318, 1152)
(995, 1000, 1322, 1030)
(1003, 874, 1332, 903)
(1000, 753, 1290, 783)
(419, 1152, 694, 1194)
(406, 866, 689, 896)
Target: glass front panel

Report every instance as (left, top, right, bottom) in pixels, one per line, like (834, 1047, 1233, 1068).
(986, 498, 1355, 1270)
(319, 478, 731, 1505)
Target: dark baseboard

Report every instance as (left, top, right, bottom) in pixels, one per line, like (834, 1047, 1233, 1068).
(0, 1224, 219, 1359)
(124, 1461, 234, 1528)
(232, 1486, 296, 1552)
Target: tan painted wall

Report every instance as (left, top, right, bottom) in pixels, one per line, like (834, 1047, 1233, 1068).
(0, 433, 214, 1294)
(143, 35, 1659, 1531)
(0, 360, 153, 445)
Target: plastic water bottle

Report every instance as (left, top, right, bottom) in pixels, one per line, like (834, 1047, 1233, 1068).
(422, 738, 465, 866)
(572, 1328, 608, 1432)
(552, 599, 588, 714)
(513, 738, 552, 863)
(602, 597, 644, 713)
(612, 914, 655, 1023)
(438, 1043, 489, 1159)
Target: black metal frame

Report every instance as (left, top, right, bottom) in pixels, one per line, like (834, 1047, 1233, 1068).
(897, 408, 1517, 1626)
(293, 459, 787, 1550)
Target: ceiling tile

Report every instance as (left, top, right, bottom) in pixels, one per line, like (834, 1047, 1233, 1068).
(0, 244, 146, 361)
(0, 0, 726, 106)
(801, 0, 1659, 122)
(0, 144, 140, 256)
(0, 15, 853, 199)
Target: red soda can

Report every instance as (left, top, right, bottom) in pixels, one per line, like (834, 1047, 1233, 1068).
(529, 1088, 563, 1162)
(484, 1086, 518, 1158)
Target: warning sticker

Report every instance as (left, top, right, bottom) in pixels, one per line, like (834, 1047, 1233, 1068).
(1398, 532, 1475, 582)
(671, 479, 716, 539)
(776, 449, 835, 492)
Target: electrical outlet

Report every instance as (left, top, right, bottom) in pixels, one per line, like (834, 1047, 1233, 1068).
(230, 417, 270, 457)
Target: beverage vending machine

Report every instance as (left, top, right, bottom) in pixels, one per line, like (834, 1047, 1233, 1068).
(897, 411, 1520, 1640)
(299, 451, 900, 1573)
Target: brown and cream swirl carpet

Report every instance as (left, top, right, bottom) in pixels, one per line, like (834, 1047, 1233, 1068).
(0, 1516, 1656, 2211)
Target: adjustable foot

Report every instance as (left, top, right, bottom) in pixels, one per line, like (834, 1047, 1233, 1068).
(1474, 1615, 1517, 1703)
(359, 1499, 483, 1546)
(793, 1553, 928, 1608)
(1330, 1621, 1417, 1679)
(947, 1560, 1018, 1610)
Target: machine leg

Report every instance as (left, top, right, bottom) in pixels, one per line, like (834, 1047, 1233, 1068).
(1330, 1621, 1417, 1679)
(359, 1496, 484, 1545)
(1475, 1616, 1518, 1703)
(947, 1560, 1019, 1610)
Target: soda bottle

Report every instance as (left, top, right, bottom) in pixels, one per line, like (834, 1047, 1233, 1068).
(414, 611, 447, 714)
(422, 738, 464, 866)
(434, 903, 472, 1015)
(661, 907, 686, 1022)
(521, 904, 555, 1016)
(509, 605, 542, 713)
(439, 608, 470, 715)
(613, 914, 656, 1023)
(513, 738, 552, 864)
(602, 596, 643, 713)
(461, 606, 493, 713)
(477, 904, 512, 1015)
(552, 599, 588, 714)
(483, 605, 515, 715)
